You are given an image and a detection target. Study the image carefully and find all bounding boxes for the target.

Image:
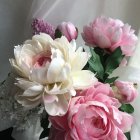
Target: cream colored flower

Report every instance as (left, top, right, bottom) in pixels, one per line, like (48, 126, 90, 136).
(10, 33, 97, 116)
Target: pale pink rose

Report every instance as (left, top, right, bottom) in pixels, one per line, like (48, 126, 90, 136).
(49, 114, 72, 140)
(57, 22, 78, 42)
(115, 80, 138, 103)
(49, 83, 133, 140)
(82, 16, 138, 56)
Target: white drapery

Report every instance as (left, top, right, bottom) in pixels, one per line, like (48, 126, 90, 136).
(1, 0, 140, 80)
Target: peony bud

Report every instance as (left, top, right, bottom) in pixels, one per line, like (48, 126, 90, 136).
(57, 22, 78, 42)
(114, 80, 138, 103)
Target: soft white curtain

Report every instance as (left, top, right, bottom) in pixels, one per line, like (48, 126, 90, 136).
(0, 0, 140, 139)
(0, 0, 33, 81)
(24, 0, 140, 44)
(1, 0, 140, 81)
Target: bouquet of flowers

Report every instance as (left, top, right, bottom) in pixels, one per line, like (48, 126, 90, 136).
(0, 16, 139, 140)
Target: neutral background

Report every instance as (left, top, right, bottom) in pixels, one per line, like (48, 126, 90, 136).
(1, 0, 140, 81)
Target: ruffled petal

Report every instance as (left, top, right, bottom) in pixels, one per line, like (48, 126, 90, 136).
(20, 85, 43, 97)
(32, 33, 53, 47)
(16, 81, 43, 109)
(47, 57, 67, 83)
(9, 59, 27, 77)
(70, 47, 90, 71)
(43, 94, 70, 116)
(119, 112, 133, 132)
(30, 63, 49, 84)
(71, 70, 97, 89)
(15, 78, 38, 90)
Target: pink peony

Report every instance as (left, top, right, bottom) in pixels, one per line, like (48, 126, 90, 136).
(115, 80, 138, 103)
(57, 22, 78, 42)
(49, 83, 133, 140)
(82, 16, 138, 56)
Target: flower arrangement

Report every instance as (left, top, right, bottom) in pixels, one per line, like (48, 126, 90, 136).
(0, 16, 138, 140)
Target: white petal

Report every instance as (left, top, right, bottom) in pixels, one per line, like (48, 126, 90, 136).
(16, 97, 41, 109)
(15, 78, 37, 90)
(15, 84, 43, 108)
(45, 83, 62, 94)
(43, 94, 58, 103)
(70, 50, 90, 71)
(25, 39, 44, 52)
(22, 85, 43, 96)
(57, 63, 71, 82)
(69, 88, 76, 96)
(18, 44, 36, 71)
(20, 44, 36, 58)
(45, 79, 72, 95)
(70, 40, 77, 51)
(26, 94, 42, 101)
(30, 64, 49, 84)
(54, 36, 70, 59)
(47, 57, 65, 83)
(71, 70, 97, 89)
(43, 94, 70, 116)
(33, 33, 53, 48)
(14, 45, 22, 61)
(9, 59, 27, 77)
(16, 93, 41, 109)
(15, 45, 33, 75)
(51, 48, 63, 59)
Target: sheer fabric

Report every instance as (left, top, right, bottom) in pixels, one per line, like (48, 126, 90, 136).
(0, 0, 140, 139)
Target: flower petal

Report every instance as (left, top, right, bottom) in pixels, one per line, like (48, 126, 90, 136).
(30, 63, 49, 84)
(47, 57, 66, 83)
(71, 70, 97, 89)
(33, 33, 53, 47)
(15, 78, 38, 90)
(43, 94, 70, 116)
(20, 85, 43, 97)
(70, 47, 90, 71)
(9, 59, 27, 77)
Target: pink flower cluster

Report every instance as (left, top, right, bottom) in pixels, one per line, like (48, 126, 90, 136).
(49, 83, 133, 140)
(82, 17, 138, 56)
(30, 17, 138, 140)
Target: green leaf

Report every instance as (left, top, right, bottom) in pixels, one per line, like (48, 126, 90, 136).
(119, 104, 134, 114)
(105, 76, 118, 84)
(88, 48, 104, 80)
(94, 48, 104, 61)
(125, 132, 131, 140)
(55, 28, 62, 38)
(105, 47, 124, 75)
(40, 111, 50, 139)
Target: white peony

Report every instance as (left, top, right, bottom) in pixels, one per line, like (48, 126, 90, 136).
(10, 33, 97, 116)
